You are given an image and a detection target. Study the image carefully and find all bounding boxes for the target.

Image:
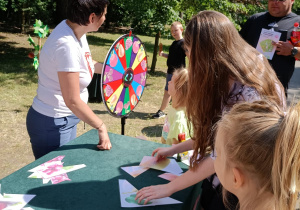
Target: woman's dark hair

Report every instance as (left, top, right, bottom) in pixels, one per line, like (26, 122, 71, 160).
(67, 0, 109, 25)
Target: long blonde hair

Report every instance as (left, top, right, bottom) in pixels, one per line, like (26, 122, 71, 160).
(172, 68, 189, 109)
(217, 100, 300, 210)
(184, 10, 285, 166)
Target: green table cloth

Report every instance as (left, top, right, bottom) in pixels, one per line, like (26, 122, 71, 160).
(0, 130, 195, 210)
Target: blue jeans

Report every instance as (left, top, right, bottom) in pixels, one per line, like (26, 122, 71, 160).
(26, 106, 80, 159)
(164, 73, 173, 91)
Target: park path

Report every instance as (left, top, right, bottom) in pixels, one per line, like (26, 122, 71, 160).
(288, 61, 300, 104)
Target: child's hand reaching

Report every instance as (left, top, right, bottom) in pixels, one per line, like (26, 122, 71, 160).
(152, 147, 174, 161)
(135, 184, 173, 204)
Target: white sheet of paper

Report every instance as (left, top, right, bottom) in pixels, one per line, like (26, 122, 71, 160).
(119, 179, 181, 208)
(28, 164, 86, 179)
(256, 28, 281, 60)
(158, 173, 182, 181)
(139, 156, 183, 174)
(0, 193, 35, 210)
(121, 166, 149, 178)
(28, 160, 63, 173)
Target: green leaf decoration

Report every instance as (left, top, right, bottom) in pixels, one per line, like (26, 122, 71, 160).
(33, 57, 39, 70)
(39, 28, 44, 34)
(33, 19, 49, 38)
(34, 19, 43, 28)
(28, 19, 49, 71)
(34, 50, 39, 56)
(27, 35, 36, 47)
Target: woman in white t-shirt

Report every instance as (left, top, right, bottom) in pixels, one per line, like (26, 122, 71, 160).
(26, 0, 111, 159)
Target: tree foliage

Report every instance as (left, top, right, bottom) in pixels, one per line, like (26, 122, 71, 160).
(0, 0, 300, 34)
(107, 0, 183, 36)
(0, 0, 55, 32)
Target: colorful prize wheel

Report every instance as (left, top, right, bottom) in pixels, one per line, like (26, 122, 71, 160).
(101, 32, 147, 122)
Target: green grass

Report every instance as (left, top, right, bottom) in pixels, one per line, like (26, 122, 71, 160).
(0, 30, 175, 179)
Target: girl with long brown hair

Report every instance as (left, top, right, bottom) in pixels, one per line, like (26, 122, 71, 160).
(136, 10, 285, 209)
(214, 100, 300, 210)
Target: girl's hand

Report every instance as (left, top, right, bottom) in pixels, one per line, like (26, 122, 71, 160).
(135, 184, 172, 205)
(152, 147, 174, 161)
(97, 123, 112, 150)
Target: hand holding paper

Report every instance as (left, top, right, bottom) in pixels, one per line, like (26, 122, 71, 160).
(272, 41, 294, 56)
(139, 156, 183, 174)
(119, 180, 181, 207)
(152, 147, 175, 161)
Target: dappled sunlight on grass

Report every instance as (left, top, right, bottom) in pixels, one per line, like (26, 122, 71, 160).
(0, 29, 177, 179)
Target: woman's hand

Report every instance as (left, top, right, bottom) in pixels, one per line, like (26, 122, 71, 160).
(135, 184, 173, 205)
(152, 147, 174, 161)
(97, 123, 112, 150)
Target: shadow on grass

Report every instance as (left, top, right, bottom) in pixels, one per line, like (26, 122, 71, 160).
(0, 38, 37, 84)
(0, 30, 165, 86)
(142, 125, 163, 138)
(92, 110, 108, 115)
(126, 111, 151, 120)
(147, 70, 166, 78)
(86, 34, 115, 47)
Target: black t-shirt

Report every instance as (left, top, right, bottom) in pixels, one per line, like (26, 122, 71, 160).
(240, 12, 300, 90)
(167, 39, 186, 74)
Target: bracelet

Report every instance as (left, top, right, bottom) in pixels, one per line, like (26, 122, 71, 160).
(97, 122, 104, 130)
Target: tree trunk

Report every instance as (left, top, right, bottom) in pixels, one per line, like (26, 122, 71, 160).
(21, 2, 26, 33)
(150, 32, 160, 73)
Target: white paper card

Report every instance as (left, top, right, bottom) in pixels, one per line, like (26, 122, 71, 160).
(139, 156, 183, 174)
(256, 28, 281, 60)
(121, 166, 149, 178)
(0, 193, 35, 210)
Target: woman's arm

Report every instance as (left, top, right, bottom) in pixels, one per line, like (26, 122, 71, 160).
(135, 157, 215, 204)
(58, 71, 111, 150)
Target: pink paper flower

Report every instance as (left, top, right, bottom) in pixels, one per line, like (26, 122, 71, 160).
(42, 164, 63, 175)
(51, 173, 71, 184)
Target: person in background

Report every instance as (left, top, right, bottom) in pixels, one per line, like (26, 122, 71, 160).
(151, 21, 186, 119)
(26, 0, 112, 159)
(161, 68, 192, 145)
(214, 100, 300, 210)
(240, 0, 300, 96)
(136, 10, 285, 210)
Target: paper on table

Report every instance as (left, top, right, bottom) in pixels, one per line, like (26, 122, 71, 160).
(28, 156, 86, 184)
(158, 173, 182, 181)
(28, 164, 86, 179)
(28, 155, 65, 172)
(37, 164, 86, 179)
(139, 156, 183, 174)
(121, 166, 149, 178)
(119, 179, 181, 208)
(0, 193, 35, 210)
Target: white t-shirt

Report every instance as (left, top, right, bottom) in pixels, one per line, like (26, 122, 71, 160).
(32, 20, 95, 118)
